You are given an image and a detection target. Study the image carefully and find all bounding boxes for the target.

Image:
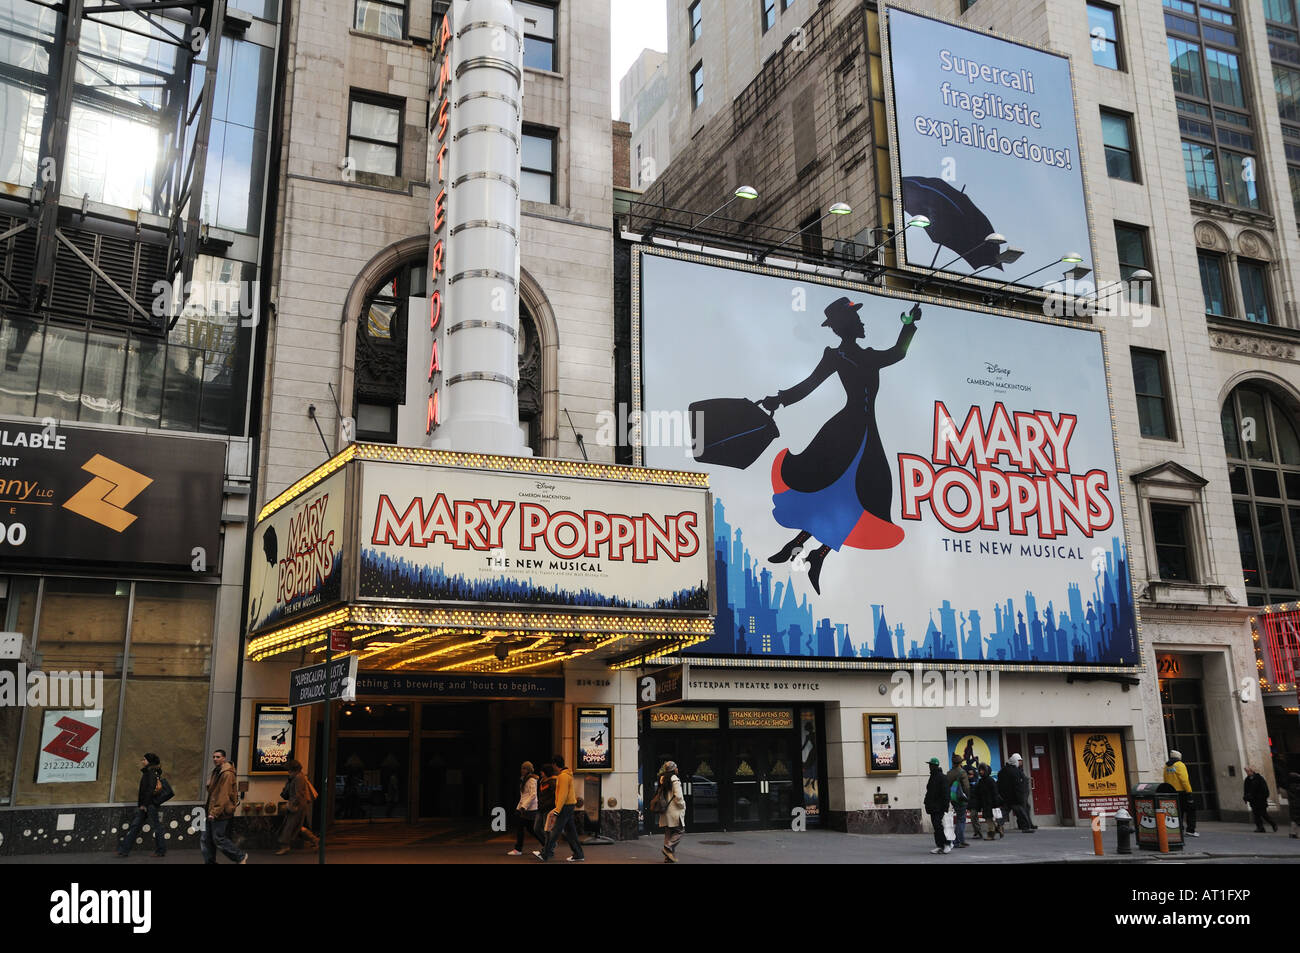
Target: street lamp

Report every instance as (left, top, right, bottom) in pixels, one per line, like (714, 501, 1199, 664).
(984, 252, 1087, 297)
(757, 202, 851, 262)
(693, 185, 759, 231)
(845, 215, 930, 272)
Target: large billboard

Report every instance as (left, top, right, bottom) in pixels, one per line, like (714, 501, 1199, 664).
(247, 470, 347, 633)
(0, 421, 224, 570)
(638, 250, 1137, 669)
(356, 460, 711, 613)
(883, 6, 1093, 290)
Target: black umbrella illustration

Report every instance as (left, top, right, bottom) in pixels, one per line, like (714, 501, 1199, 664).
(900, 176, 1002, 271)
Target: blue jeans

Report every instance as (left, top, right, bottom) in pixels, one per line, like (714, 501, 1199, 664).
(119, 804, 165, 855)
(953, 805, 968, 845)
(200, 817, 245, 864)
(541, 804, 583, 860)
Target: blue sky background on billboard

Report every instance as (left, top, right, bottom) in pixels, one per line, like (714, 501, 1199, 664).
(887, 8, 1094, 287)
(640, 254, 1135, 666)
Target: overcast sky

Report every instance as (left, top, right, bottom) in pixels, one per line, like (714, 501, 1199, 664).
(610, 0, 667, 118)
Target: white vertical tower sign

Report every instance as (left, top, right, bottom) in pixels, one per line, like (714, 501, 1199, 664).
(427, 0, 528, 455)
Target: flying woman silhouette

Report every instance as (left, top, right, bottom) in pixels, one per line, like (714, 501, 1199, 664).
(761, 297, 921, 594)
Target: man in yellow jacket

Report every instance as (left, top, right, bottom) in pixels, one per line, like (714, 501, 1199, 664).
(535, 754, 585, 862)
(1163, 749, 1198, 837)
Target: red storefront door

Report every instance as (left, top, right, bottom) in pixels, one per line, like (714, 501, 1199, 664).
(1028, 732, 1056, 817)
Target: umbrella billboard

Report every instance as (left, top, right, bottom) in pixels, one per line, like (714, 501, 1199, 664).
(636, 248, 1139, 671)
(882, 6, 1094, 291)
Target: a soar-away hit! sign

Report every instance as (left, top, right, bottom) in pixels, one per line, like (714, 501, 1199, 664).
(638, 251, 1137, 669)
(884, 6, 1093, 289)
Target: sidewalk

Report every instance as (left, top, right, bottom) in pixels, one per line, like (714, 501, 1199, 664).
(4, 820, 1297, 864)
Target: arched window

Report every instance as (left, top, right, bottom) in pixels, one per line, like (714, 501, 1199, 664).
(353, 260, 425, 442)
(350, 247, 545, 454)
(1222, 383, 1300, 605)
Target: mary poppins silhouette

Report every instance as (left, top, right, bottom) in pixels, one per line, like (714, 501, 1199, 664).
(762, 297, 921, 594)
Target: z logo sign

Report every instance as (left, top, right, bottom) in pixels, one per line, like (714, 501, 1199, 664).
(42, 715, 99, 763)
(62, 454, 153, 532)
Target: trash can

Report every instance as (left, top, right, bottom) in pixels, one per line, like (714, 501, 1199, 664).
(1131, 782, 1183, 851)
(1114, 808, 1133, 855)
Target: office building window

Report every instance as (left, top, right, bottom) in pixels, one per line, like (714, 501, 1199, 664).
(1132, 349, 1175, 440)
(761, 0, 776, 32)
(1101, 109, 1136, 181)
(354, 0, 404, 39)
(1151, 504, 1195, 581)
(689, 1, 701, 44)
(1266, 4, 1300, 222)
(1168, 1, 1261, 209)
(522, 127, 556, 203)
(1197, 251, 1229, 316)
(1223, 383, 1300, 605)
(0, 256, 253, 435)
(348, 93, 402, 177)
(691, 62, 704, 110)
(518, 1, 557, 72)
(1087, 3, 1122, 70)
(1237, 259, 1272, 324)
(1114, 223, 1155, 300)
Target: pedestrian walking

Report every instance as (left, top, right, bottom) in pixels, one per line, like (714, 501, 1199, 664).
(508, 760, 543, 855)
(998, 754, 1036, 832)
(535, 754, 584, 862)
(533, 763, 556, 847)
(1242, 766, 1277, 833)
(201, 749, 248, 864)
(970, 762, 1004, 839)
(945, 757, 971, 847)
(1163, 749, 1197, 836)
(653, 760, 686, 863)
(924, 757, 952, 854)
(116, 753, 167, 857)
(274, 760, 319, 855)
(1286, 771, 1300, 838)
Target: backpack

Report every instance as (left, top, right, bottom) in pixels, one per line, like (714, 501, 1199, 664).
(648, 777, 669, 814)
(155, 775, 175, 805)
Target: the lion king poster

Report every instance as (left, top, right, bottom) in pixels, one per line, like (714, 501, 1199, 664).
(1072, 730, 1127, 798)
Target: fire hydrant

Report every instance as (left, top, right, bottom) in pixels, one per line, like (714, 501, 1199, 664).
(1115, 808, 1133, 855)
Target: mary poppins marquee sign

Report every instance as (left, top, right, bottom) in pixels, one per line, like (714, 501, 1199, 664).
(882, 6, 1094, 290)
(637, 250, 1138, 670)
(358, 461, 711, 613)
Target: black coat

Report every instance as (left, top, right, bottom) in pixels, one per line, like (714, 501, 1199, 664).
(998, 763, 1028, 806)
(1288, 773, 1300, 822)
(1243, 773, 1269, 807)
(924, 766, 949, 814)
(136, 766, 160, 808)
(973, 772, 1003, 813)
(775, 324, 917, 522)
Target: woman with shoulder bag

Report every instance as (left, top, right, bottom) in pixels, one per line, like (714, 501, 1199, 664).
(275, 760, 319, 855)
(508, 761, 544, 856)
(656, 760, 686, 863)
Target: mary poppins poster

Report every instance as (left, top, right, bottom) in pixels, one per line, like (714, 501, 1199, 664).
(638, 250, 1138, 669)
(884, 6, 1094, 289)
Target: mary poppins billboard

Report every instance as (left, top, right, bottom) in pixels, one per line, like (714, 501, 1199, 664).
(882, 6, 1094, 290)
(636, 250, 1138, 670)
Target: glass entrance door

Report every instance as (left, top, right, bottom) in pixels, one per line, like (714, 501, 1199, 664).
(727, 732, 795, 829)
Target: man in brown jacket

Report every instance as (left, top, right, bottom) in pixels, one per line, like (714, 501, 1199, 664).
(201, 749, 247, 864)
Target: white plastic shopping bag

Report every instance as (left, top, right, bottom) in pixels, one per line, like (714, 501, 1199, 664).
(942, 807, 956, 842)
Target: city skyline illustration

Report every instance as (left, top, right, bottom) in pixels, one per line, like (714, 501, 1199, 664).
(694, 498, 1137, 664)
